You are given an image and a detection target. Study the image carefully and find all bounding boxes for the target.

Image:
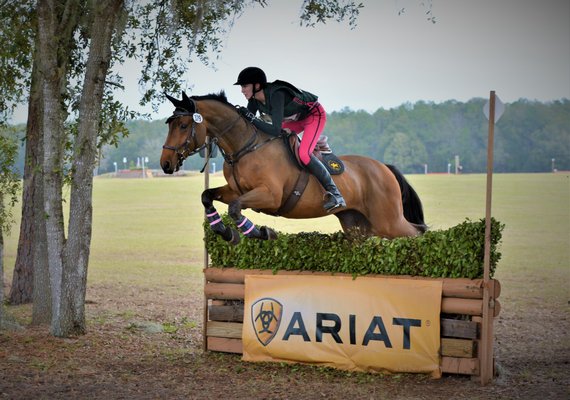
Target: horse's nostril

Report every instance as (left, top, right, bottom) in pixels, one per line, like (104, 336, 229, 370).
(162, 160, 171, 173)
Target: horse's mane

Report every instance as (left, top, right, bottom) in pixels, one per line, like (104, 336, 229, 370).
(191, 91, 234, 107)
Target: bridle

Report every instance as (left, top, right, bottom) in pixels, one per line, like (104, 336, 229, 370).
(162, 98, 278, 173)
(162, 99, 239, 171)
(162, 101, 209, 170)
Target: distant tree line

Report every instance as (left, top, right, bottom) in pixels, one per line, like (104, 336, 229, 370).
(10, 98, 570, 175)
(324, 98, 569, 173)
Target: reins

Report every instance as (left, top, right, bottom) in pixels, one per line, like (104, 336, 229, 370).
(163, 99, 281, 174)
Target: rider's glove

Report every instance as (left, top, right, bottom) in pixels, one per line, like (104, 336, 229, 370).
(238, 106, 256, 123)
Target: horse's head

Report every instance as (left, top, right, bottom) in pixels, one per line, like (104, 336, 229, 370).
(160, 91, 208, 174)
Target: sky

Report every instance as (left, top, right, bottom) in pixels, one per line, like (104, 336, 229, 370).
(10, 0, 570, 123)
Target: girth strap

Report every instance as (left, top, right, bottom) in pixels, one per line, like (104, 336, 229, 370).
(276, 170, 310, 216)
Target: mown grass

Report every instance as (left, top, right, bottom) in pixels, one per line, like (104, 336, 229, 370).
(3, 172, 569, 301)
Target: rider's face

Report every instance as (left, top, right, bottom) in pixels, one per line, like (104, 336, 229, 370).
(240, 84, 254, 100)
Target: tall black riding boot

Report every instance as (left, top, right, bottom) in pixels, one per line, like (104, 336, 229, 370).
(306, 155, 346, 212)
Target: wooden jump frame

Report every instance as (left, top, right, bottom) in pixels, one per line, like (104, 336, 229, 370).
(202, 267, 501, 378)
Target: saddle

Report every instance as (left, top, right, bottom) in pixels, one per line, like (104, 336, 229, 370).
(284, 133, 345, 175)
(274, 132, 345, 216)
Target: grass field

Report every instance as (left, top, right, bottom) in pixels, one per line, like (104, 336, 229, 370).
(1, 172, 569, 399)
(5, 172, 568, 290)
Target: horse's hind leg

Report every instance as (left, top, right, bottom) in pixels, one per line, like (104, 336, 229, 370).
(201, 187, 240, 245)
(369, 211, 420, 238)
(336, 210, 374, 237)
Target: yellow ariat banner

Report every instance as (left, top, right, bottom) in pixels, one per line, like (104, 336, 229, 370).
(243, 275, 442, 377)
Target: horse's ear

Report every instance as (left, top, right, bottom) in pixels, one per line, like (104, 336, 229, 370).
(181, 91, 195, 112)
(165, 92, 195, 113)
(165, 93, 179, 106)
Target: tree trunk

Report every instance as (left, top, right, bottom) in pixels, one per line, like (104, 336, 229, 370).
(31, 128, 51, 325)
(57, 0, 124, 336)
(0, 210, 4, 327)
(31, 203, 51, 325)
(9, 55, 42, 306)
(36, 0, 79, 336)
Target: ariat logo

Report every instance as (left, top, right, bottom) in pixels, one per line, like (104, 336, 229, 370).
(251, 298, 283, 346)
(328, 160, 341, 171)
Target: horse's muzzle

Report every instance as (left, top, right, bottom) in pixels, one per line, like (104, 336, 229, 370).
(161, 160, 175, 174)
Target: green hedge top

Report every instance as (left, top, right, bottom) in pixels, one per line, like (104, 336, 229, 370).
(204, 216, 504, 279)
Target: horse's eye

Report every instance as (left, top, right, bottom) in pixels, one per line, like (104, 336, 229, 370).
(180, 123, 188, 130)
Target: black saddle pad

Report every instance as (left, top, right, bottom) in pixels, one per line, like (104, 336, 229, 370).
(322, 153, 344, 175)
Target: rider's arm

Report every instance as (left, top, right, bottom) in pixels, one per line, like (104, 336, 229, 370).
(251, 90, 285, 137)
(246, 99, 258, 114)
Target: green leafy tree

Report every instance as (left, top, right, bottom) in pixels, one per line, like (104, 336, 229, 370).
(2, 0, 365, 337)
(0, 131, 21, 328)
(0, 132, 20, 255)
(383, 131, 427, 173)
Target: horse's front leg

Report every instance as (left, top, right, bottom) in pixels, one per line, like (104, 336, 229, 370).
(228, 187, 279, 241)
(202, 185, 241, 245)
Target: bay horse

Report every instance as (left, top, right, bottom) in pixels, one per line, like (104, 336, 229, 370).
(160, 91, 427, 244)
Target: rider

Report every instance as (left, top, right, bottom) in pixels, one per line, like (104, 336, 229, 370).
(234, 66, 346, 212)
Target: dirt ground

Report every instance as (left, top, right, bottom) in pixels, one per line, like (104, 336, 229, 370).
(1, 275, 568, 400)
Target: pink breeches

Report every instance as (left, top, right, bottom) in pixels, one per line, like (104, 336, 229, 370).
(282, 102, 326, 166)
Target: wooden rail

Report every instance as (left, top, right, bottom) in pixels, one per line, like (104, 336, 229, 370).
(203, 267, 501, 377)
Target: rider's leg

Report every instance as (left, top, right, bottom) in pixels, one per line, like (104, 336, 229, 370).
(284, 104, 346, 212)
(305, 154, 346, 211)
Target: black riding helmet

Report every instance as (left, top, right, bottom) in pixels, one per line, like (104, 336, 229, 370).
(234, 67, 267, 89)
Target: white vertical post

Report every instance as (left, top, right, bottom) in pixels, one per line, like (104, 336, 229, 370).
(480, 90, 497, 385)
(454, 155, 460, 174)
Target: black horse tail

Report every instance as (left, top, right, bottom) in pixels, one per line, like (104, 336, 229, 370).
(386, 164, 428, 233)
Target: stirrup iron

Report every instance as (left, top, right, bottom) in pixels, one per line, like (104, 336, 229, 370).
(323, 191, 346, 212)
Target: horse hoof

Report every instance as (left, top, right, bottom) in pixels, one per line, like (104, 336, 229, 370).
(229, 229, 241, 245)
(260, 226, 278, 240)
